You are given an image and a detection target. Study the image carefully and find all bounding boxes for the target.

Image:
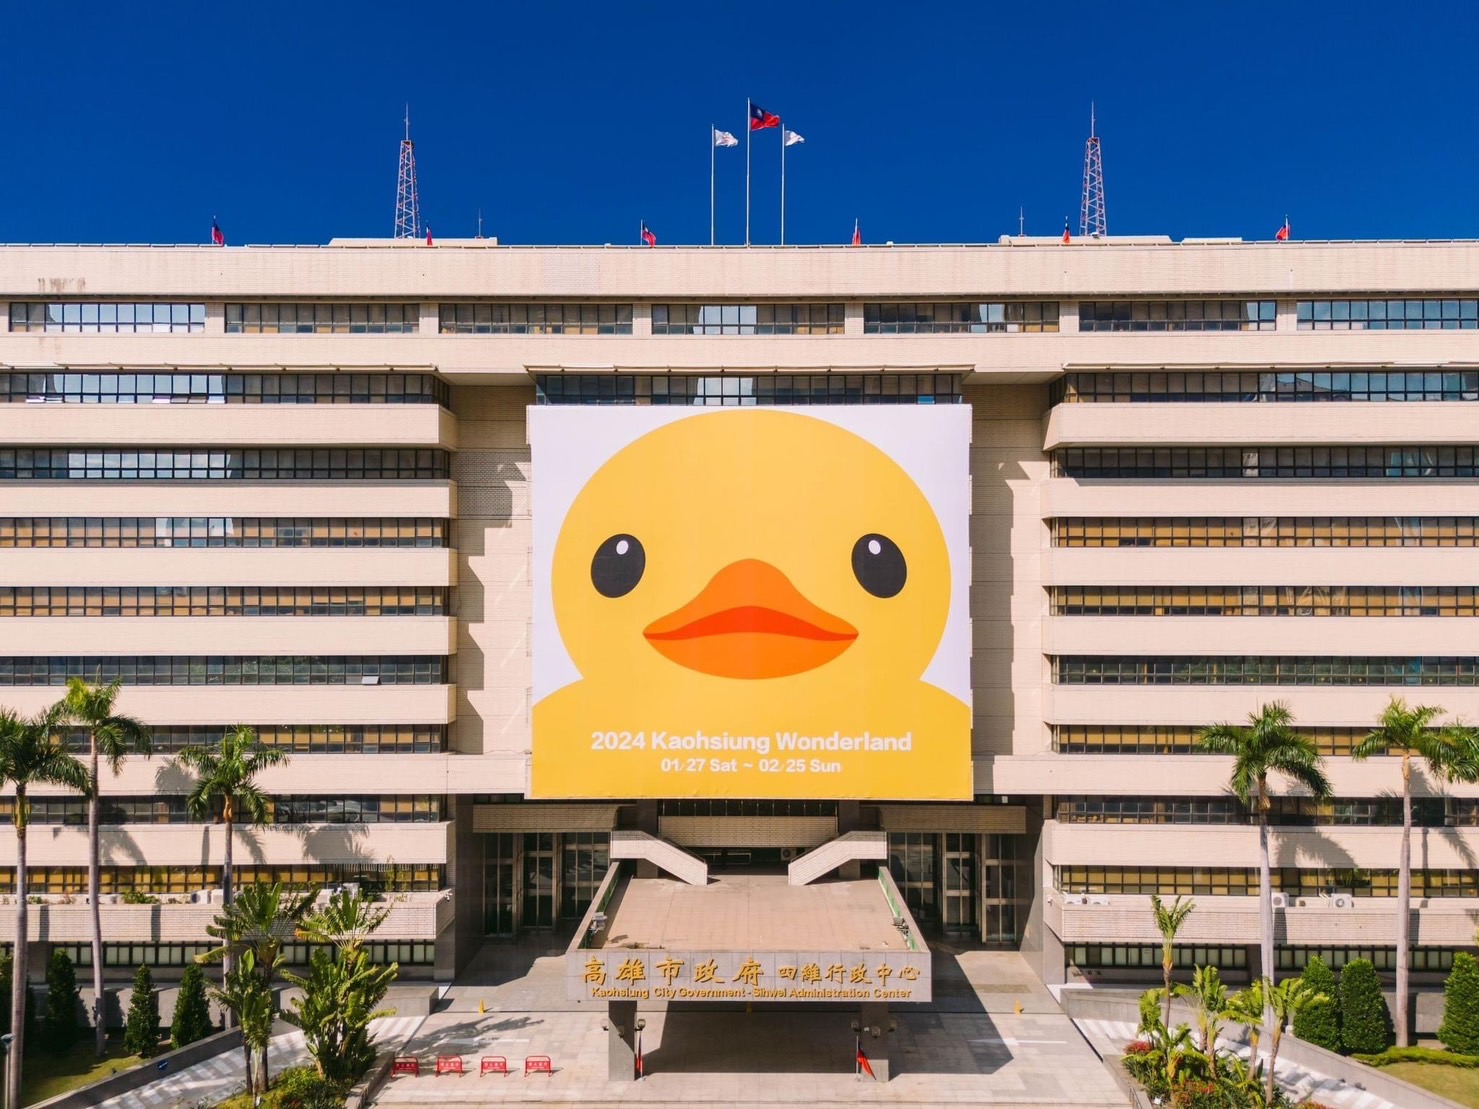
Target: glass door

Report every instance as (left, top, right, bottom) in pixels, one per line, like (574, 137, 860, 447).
(560, 833, 609, 921)
(981, 833, 1019, 945)
(887, 832, 938, 925)
(483, 833, 517, 937)
(522, 832, 556, 929)
(943, 833, 978, 932)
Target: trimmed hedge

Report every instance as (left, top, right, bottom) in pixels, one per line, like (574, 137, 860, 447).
(1338, 958, 1393, 1055)
(1440, 951, 1479, 1055)
(1354, 1045, 1479, 1067)
(1294, 955, 1341, 1052)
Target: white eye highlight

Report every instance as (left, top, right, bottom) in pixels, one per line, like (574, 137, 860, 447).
(616, 539, 630, 556)
(868, 539, 882, 556)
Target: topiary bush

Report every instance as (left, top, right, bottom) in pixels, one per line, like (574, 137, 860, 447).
(1338, 958, 1393, 1055)
(1294, 956, 1342, 1052)
(41, 949, 80, 1051)
(1440, 951, 1479, 1055)
(123, 965, 160, 1057)
(170, 963, 213, 1049)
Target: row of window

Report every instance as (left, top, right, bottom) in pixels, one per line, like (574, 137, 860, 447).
(1052, 725, 1376, 757)
(1051, 585, 1479, 618)
(656, 799, 841, 817)
(1298, 299, 1479, 329)
(0, 795, 444, 825)
(1054, 796, 1469, 826)
(0, 372, 448, 406)
(1055, 656, 1479, 686)
(0, 586, 446, 618)
(52, 941, 434, 968)
(862, 301, 1059, 333)
(92, 724, 448, 754)
(1078, 300, 1277, 331)
(225, 303, 418, 333)
(0, 656, 448, 686)
(0, 449, 451, 481)
(1066, 945, 1462, 974)
(1055, 865, 1479, 897)
(1055, 446, 1479, 480)
(534, 373, 964, 405)
(9, 302, 204, 333)
(651, 303, 845, 335)
(4, 863, 445, 895)
(0, 517, 448, 549)
(1052, 370, 1479, 404)
(439, 302, 633, 334)
(1052, 517, 1479, 548)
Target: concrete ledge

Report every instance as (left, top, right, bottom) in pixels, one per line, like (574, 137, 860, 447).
(29, 1027, 242, 1109)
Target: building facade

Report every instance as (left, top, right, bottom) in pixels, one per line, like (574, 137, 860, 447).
(2, 237, 1477, 987)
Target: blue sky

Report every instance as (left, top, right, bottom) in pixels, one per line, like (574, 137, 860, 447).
(1, 0, 1474, 246)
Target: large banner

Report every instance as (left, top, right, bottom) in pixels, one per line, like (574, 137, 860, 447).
(530, 405, 972, 800)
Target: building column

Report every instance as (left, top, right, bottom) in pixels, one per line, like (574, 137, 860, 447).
(606, 999, 638, 1080)
(855, 1001, 892, 1081)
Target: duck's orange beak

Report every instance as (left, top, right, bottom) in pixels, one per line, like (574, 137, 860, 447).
(644, 559, 857, 679)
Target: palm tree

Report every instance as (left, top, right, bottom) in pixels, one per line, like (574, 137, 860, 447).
(177, 726, 288, 910)
(1200, 701, 1331, 1025)
(1262, 976, 1330, 1107)
(61, 676, 151, 1058)
(1351, 697, 1479, 1046)
(1151, 894, 1195, 1029)
(1180, 963, 1230, 1067)
(0, 705, 90, 1109)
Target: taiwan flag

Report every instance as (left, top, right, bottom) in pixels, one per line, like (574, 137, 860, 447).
(211, 220, 225, 247)
(750, 102, 780, 131)
(641, 222, 656, 247)
(857, 1044, 876, 1080)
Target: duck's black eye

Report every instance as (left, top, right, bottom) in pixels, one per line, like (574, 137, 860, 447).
(851, 534, 906, 598)
(591, 534, 645, 598)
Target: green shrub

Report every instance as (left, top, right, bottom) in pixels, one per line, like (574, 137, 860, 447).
(1440, 951, 1479, 1055)
(1138, 988, 1161, 1032)
(123, 965, 160, 1057)
(1354, 1044, 1479, 1067)
(272, 1065, 347, 1109)
(170, 963, 213, 1049)
(1294, 956, 1341, 1052)
(1338, 959, 1393, 1055)
(120, 890, 160, 905)
(41, 949, 80, 1050)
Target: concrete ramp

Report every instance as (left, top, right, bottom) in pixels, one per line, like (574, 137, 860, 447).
(609, 830, 708, 885)
(788, 830, 888, 885)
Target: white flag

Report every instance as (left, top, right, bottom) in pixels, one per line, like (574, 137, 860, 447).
(784, 130, 805, 146)
(714, 129, 739, 148)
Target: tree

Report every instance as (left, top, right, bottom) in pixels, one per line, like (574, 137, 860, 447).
(41, 949, 80, 1051)
(170, 964, 213, 1049)
(1293, 956, 1341, 1052)
(1179, 964, 1230, 1069)
(1351, 697, 1479, 1046)
(1200, 701, 1331, 1031)
(0, 704, 90, 1107)
(61, 676, 151, 1057)
(123, 965, 160, 1058)
(1264, 976, 1331, 1106)
(1439, 951, 1479, 1054)
(209, 950, 276, 1096)
(1338, 958, 1393, 1054)
(0, 950, 12, 1036)
(1151, 894, 1195, 1030)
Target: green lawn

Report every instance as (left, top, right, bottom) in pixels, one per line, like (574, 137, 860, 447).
(1381, 1061, 1479, 1108)
(19, 1037, 149, 1106)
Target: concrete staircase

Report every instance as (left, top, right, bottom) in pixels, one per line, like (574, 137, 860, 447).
(609, 830, 709, 885)
(787, 830, 888, 886)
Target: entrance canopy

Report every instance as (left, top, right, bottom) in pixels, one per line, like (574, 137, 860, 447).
(568, 867, 930, 1003)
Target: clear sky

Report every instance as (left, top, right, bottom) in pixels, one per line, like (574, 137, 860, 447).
(1, 0, 1474, 246)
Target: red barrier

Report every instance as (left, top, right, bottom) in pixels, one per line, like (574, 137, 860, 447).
(480, 1056, 509, 1076)
(524, 1055, 553, 1076)
(390, 1057, 420, 1078)
(435, 1056, 465, 1076)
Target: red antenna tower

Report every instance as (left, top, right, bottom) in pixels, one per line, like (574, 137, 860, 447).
(1079, 104, 1107, 238)
(394, 108, 421, 239)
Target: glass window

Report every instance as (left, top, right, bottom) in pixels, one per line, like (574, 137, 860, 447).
(1053, 369, 1479, 404)
(651, 303, 844, 335)
(438, 303, 633, 335)
(863, 301, 1060, 334)
(1298, 298, 1479, 331)
(0, 449, 450, 481)
(1054, 656, 1479, 686)
(9, 303, 205, 334)
(225, 304, 418, 334)
(535, 372, 962, 405)
(1078, 300, 1276, 332)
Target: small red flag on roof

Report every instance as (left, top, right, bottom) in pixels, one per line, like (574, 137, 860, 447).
(1275, 218, 1290, 241)
(857, 1045, 876, 1080)
(426, 227, 434, 246)
(750, 102, 780, 131)
(641, 222, 656, 247)
(210, 220, 225, 247)
(1062, 219, 1071, 245)
(851, 220, 862, 246)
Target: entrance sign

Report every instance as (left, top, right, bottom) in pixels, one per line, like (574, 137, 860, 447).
(568, 948, 932, 1003)
(530, 406, 972, 800)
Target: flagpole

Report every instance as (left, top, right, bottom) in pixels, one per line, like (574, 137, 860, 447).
(710, 127, 716, 247)
(745, 100, 752, 247)
(780, 119, 786, 246)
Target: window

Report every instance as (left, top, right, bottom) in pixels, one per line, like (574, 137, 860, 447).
(0, 657, 449, 686)
(1054, 795, 1444, 827)
(1055, 865, 1479, 898)
(9, 303, 204, 333)
(0, 793, 444, 824)
(0, 449, 451, 481)
(1068, 945, 1247, 971)
(1052, 725, 1384, 757)
(2, 864, 446, 896)
(1276, 947, 1460, 973)
(0, 372, 448, 406)
(1051, 585, 1479, 617)
(1078, 300, 1276, 332)
(1053, 446, 1479, 480)
(438, 303, 633, 334)
(863, 301, 1059, 333)
(1298, 299, 1479, 330)
(0, 517, 446, 549)
(535, 373, 962, 405)
(1052, 517, 1479, 548)
(1052, 369, 1479, 404)
(0, 586, 447, 618)
(1054, 656, 1479, 686)
(61, 723, 447, 754)
(225, 304, 418, 333)
(651, 303, 844, 335)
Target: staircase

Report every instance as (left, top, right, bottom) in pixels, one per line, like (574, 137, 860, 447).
(609, 830, 709, 886)
(787, 830, 888, 886)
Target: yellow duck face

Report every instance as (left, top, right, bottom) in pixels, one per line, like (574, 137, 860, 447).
(549, 409, 951, 692)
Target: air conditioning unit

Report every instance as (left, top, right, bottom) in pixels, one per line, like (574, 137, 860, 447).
(779, 848, 798, 861)
(1087, 895, 1111, 906)
(1271, 892, 1289, 909)
(1330, 894, 1354, 909)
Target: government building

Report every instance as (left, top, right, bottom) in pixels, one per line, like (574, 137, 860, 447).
(1, 236, 1476, 1002)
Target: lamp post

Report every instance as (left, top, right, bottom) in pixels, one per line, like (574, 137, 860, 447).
(1, 1032, 14, 1109)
